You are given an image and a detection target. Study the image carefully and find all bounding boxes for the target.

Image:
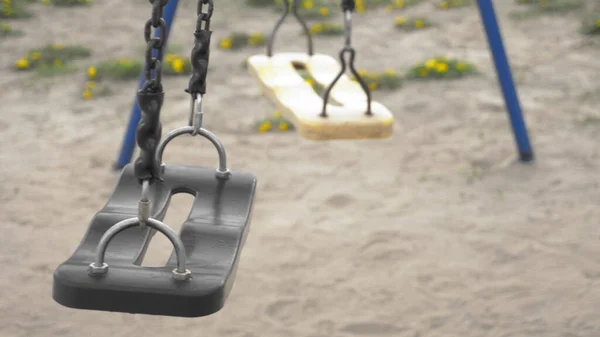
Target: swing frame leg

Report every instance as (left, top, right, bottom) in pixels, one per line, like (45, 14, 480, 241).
(113, 0, 180, 170)
(476, 0, 534, 163)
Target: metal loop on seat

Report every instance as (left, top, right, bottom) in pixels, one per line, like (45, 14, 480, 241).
(155, 126, 231, 180)
(88, 217, 192, 281)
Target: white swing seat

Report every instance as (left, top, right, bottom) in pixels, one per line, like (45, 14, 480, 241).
(247, 52, 394, 141)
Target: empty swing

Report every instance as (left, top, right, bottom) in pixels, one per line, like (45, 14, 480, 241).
(53, 0, 257, 318)
(247, 0, 394, 141)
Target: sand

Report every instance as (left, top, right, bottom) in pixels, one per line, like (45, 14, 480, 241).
(1, 0, 600, 336)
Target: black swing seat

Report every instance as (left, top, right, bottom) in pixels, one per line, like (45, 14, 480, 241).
(52, 164, 257, 317)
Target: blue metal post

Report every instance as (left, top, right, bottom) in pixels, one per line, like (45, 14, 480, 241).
(476, 0, 534, 162)
(114, 0, 180, 170)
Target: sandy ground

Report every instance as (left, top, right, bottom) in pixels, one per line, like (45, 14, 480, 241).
(1, 0, 600, 336)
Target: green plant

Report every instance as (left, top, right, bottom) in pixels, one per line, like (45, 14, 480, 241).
(394, 16, 434, 30)
(14, 44, 92, 75)
(435, 0, 473, 9)
(383, 0, 427, 12)
(305, 21, 343, 36)
(510, 0, 583, 19)
(351, 69, 402, 90)
(256, 111, 295, 133)
(407, 56, 477, 80)
(49, 0, 92, 6)
(218, 31, 266, 50)
(0, 0, 33, 19)
(0, 21, 22, 37)
(580, 16, 600, 35)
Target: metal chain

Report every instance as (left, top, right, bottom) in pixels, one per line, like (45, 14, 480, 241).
(134, 0, 169, 184)
(320, 0, 372, 118)
(186, 0, 214, 133)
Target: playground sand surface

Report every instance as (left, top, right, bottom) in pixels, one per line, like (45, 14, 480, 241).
(1, 0, 600, 336)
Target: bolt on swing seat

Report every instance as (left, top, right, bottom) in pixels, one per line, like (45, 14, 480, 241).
(53, 0, 257, 318)
(246, 0, 394, 141)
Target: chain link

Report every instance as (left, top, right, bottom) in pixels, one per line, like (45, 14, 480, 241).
(134, 0, 169, 183)
(187, 0, 214, 98)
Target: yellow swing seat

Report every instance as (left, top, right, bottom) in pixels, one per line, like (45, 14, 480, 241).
(247, 52, 394, 141)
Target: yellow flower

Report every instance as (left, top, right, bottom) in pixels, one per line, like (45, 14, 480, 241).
(248, 32, 265, 46)
(219, 38, 232, 49)
(456, 62, 467, 71)
(435, 63, 448, 73)
(357, 68, 367, 77)
(15, 58, 29, 69)
(42, 0, 50, 4)
(596, 19, 600, 27)
(278, 121, 289, 131)
(53, 59, 62, 67)
(258, 120, 272, 133)
(425, 59, 437, 69)
(172, 58, 184, 73)
(368, 82, 378, 91)
(273, 111, 282, 118)
(52, 44, 64, 50)
(302, 0, 313, 9)
(384, 68, 396, 76)
(319, 7, 329, 16)
(414, 20, 425, 29)
(87, 66, 97, 79)
(395, 16, 406, 26)
(394, 0, 404, 8)
(418, 68, 428, 77)
(309, 23, 323, 35)
(439, 1, 448, 9)
(82, 89, 93, 100)
(31, 52, 40, 60)
(356, 0, 365, 13)
(384, 4, 393, 12)
(86, 81, 96, 88)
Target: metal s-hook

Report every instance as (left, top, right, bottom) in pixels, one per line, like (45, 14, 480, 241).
(188, 93, 204, 135)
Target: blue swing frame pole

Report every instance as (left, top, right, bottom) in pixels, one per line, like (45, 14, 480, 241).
(475, 0, 534, 162)
(114, 0, 180, 170)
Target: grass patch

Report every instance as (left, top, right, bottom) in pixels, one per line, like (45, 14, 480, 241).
(218, 31, 266, 50)
(351, 69, 402, 90)
(14, 44, 92, 75)
(48, 0, 92, 6)
(510, 0, 583, 19)
(0, 0, 34, 19)
(580, 15, 600, 35)
(305, 21, 343, 36)
(435, 0, 473, 9)
(394, 16, 434, 30)
(407, 56, 477, 80)
(246, 0, 333, 19)
(383, 0, 427, 12)
(256, 111, 295, 133)
(81, 53, 190, 100)
(0, 21, 23, 37)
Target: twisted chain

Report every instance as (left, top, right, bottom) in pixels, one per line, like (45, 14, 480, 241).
(134, 0, 169, 183)
(187, 0, 214, 98)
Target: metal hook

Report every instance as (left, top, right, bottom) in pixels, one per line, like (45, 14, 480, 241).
(138, 180, 151, 230)
(188, 94, 203, 135)
(320, 9, 372, 118)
